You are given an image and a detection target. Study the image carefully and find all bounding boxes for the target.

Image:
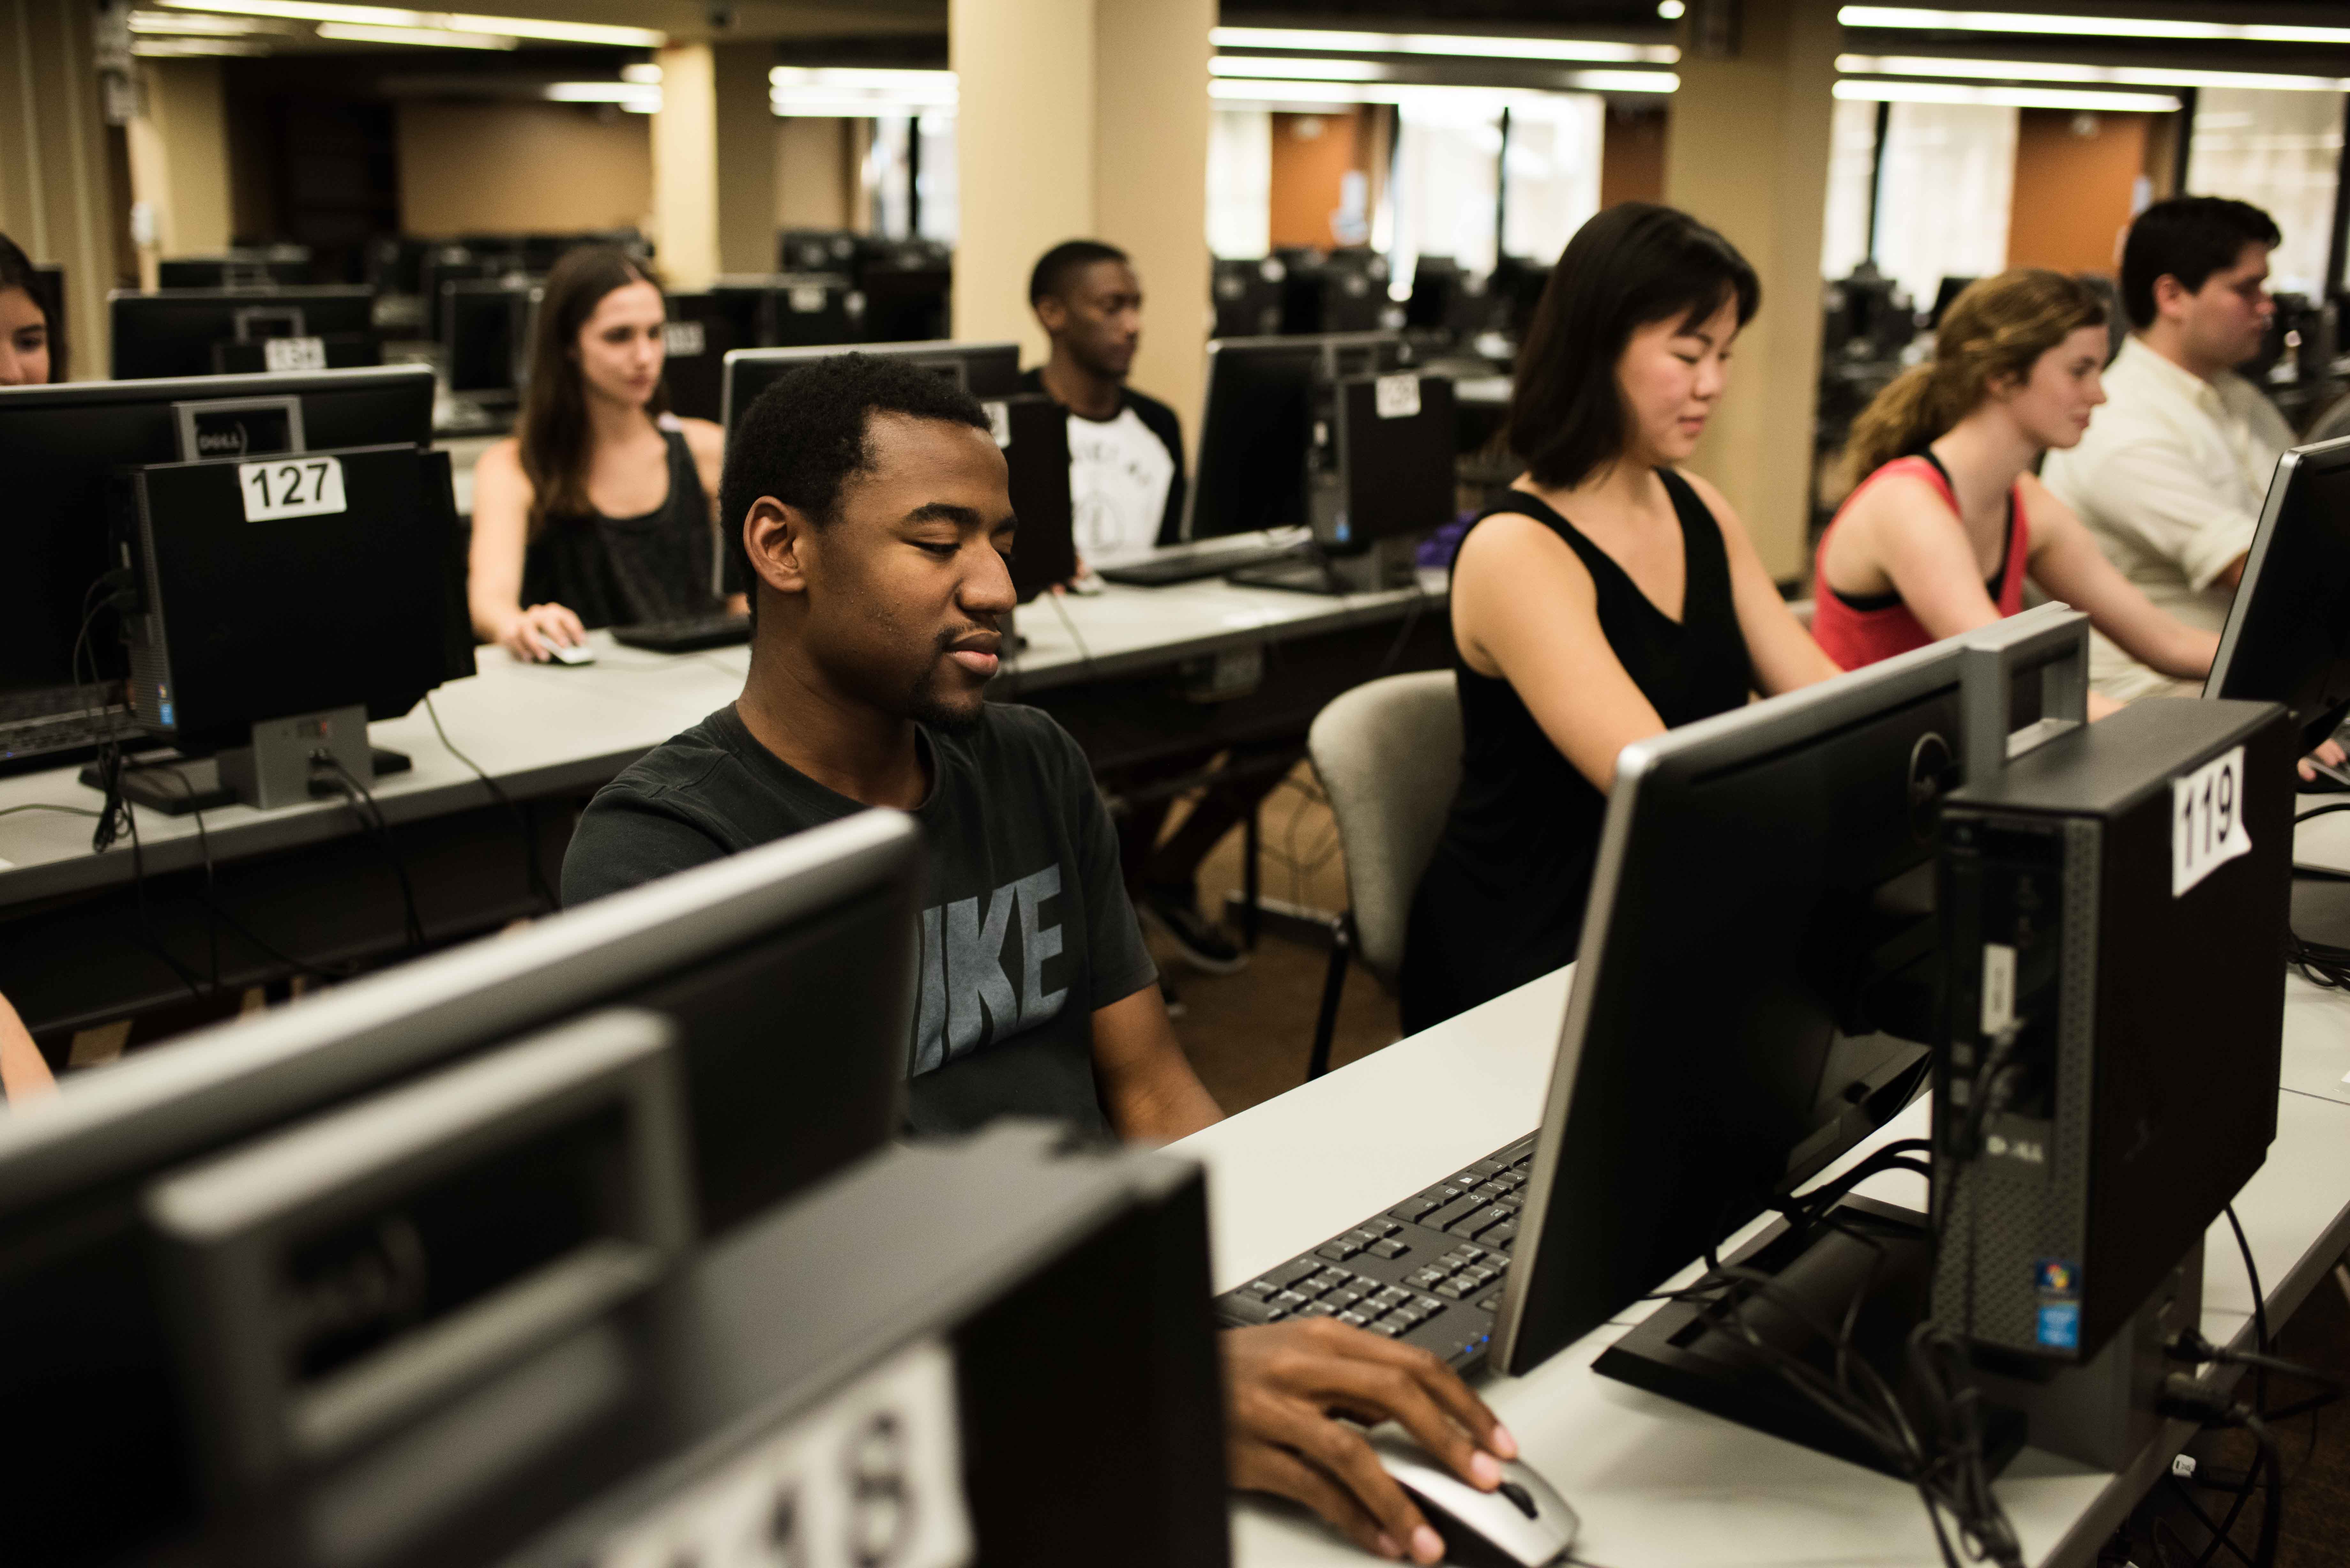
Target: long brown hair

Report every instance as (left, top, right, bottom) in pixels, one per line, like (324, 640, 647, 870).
(516, 245, 670, 537)
(1839, 268, 2107, 489)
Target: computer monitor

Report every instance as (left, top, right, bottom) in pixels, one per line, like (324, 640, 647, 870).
(1184, 331, 1406, 540)
(720, 339, 1021, 433)
(1404, 255, 1463, 332)
(0, 810, 923, 1564)
(1928, 275, 1979, 330)
(995, 392, 1078, 600)
(1212, 256, 1283, 339)
(709, 272, 863, 350)
(2207, 433, 2350, 752)
(858, 261, 952, 343)
(440, 277, 538, 400)
(156, 249, 310, 290)
(0, 365, 435, 766)
(658, 291, 743, 423)
(778, 226, 861, 274)
(110, 286, 378, 380)
(1494, 613, 2097, 1368)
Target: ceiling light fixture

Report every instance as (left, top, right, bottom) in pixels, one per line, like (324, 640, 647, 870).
(1210, 57, 1389, 82)
(157, 2, 663, 46)
(315, 21, 512, 47)
(1838, 6, 2350, 46)
(132, 35, 273, 54)
(129, 10, 285, 33)
(1833, 77, 2180, 110)
(1210, 26, 1676, 65)
(544, 80, 659, 103)
(1838, 53, 2350, 92)
(1207, 73, 1675, 107)
(1659, 0, 1686, 16)
(620, 62, 660, 84)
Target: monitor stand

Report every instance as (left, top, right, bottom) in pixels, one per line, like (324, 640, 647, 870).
(81, 742, 413, 816)
(1226, 538, 1418, 596)
(1592, 1194, 2027, 1480)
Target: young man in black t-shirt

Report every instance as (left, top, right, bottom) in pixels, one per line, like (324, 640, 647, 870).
(563, 354, 1516, 1563)
(1023, 240, 1288, 982)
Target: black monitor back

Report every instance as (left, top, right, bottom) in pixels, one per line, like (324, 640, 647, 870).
(779, 226, 861, 274)
(1190, 335, 1410, 539)
(658, 294, 741, 422)
(0, 367, 434, 753)
(1212, 257, 1283, 339)
(110, 287, 378, 380)
(0, 812, 923, 1565)
(2208, 434, 2350, 751)
(994, 392, 1077, 600)
(156, 253, 310, 290)
(440, 279, 537, 397)
(722, 340, 1020, 432)
(859, 263, 952, 343)
(1494, 633, 1991, 1372)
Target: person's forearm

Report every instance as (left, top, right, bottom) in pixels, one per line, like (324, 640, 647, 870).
(469, 593, 518, 644)
(1112, 1066, 1222, 1142)
(0, 995, 56, 1103)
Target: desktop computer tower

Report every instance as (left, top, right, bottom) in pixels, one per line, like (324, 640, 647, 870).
(1313, 371, 1457, 556)
(1932, 697, 2294, 1368)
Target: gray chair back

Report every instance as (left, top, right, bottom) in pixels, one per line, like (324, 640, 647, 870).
(1307, 670, 1462, 989)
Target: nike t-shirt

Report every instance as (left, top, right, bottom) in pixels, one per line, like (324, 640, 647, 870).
(562, 701, 1156, 1138)
(1017, 368, 1186, 562)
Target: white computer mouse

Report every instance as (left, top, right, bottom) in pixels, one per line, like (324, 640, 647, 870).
(1370, 1433, 1578, 1567)
(543, 639, 595, 666)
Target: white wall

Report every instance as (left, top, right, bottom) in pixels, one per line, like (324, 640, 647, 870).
(1871, 100, 2017, 309)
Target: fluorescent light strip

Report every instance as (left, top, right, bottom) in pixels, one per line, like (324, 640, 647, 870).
(448, 14, 663, 47)
(158, 2, 663, 45)
(770, 66, 955, 90)
(1207, 73, 1675, 106)
(1834, 77, 2179, 110)
(129, 10, 286, 33)
(316, 21, 511, 47)
(161, 0, 423, 21)
(544, 81, 659, 103)
(1210, 26, 1675, 65)
(1838, 53, 2350, 93)
(132, 36, 272, 54)
(1211, 56, 1388, 82)
(1838, 7, 2350, 46)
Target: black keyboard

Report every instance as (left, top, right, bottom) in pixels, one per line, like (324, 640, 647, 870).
(611, 613, 752, 652)
(1096, 541, 1305, 587)
(1213, 1133, 1536, 1369)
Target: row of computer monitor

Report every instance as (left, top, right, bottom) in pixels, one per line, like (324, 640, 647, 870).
(1211, 251, 1550, 348)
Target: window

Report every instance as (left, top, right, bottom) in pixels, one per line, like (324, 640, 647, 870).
(2187, 87, 2344, 297)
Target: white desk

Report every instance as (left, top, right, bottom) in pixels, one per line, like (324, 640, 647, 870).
(1177, 965, 2350, 1567)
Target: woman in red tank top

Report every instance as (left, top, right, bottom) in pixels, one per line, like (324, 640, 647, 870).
(1812, 270, 2219, 707)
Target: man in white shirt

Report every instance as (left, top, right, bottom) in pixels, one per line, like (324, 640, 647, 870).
(2041, 197, 2293, 701)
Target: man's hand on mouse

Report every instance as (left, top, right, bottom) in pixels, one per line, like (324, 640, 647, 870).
(1222, 1319, 1517, 1563)
(2297, 737, 2347, 784)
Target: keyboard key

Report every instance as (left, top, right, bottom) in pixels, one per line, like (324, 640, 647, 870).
(1271, 1291, 1310, 1312)
(1263, 1259, 1319, 1289)
(1408, 1267, 1450, 1290)
(1308, 1269, 1351, 1294)
(1385, 1304, 1426, 1329)
(1371, 1286, 1412, 1310)
(1487, 1256, 1510, 1275)
(1316, 1239, 1364, 1262)
(1435, 1278, 1475, 1300)
(1457, 1246, 1488, 1263)
(1327, 1288, 1367, 1310)
(1346, 1228, 1383, 1249)
(1464, 1263, 1500, 1286)
(1416, 1296, 1447, 1317)
(1300, 1301, 1339, 1318)
(1243, 1279, 1277, 1299)
(1219, 1294, 1280, 1326)
(1371, 1318, 1405, 1337)
(1461, 1207, 1513, 1239)
(1336, 1310, 1371, 1328)
(1370, 1239, 1411, 1260)
(1424, 1194, 1485, 1232)
(1479, 1294, 1505, 1313)
(1374, 1220, 1403, 1239)
(1469, 1158, 1507, 1178)
(1484, 1222, 1518, 1248)
(1471, 1181, 1509, 1204)
(1387, 1193, 1444, 1224)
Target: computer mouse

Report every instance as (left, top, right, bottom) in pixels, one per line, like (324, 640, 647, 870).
(544, 639, 595, 666)
(1066, 569, 1106, 596)
(1370, 1433, 1578, 1567)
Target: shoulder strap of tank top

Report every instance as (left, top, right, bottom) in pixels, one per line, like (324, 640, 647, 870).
(1468, 490, 1619, 582)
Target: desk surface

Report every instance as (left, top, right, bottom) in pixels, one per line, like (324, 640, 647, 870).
(0, 575, 1441, 909)
(1177, 965, 2350, 1567)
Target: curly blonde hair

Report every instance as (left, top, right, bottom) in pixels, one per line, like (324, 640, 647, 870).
(1839, 268, 2107, 489)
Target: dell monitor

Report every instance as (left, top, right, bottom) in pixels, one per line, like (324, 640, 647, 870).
(0, 810, 923, 1565)
(657, 292, 742, 423)
(110, 287, 379, 381)
(440, 277, 538, 400)
(156, 249, 310, 290)
(2206, 433, 2350, 752)
(720, 339, 1021, 433)
(0, 366, 436, 767)
(1491, 611, 2098, 1469)
(1184, 332, 1406, 541)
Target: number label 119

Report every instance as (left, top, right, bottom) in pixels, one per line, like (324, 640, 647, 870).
(2172, 744, 2251, 898)
(238, 455, 347, 522)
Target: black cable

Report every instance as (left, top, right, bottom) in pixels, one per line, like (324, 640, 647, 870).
(1043, 586, 1096, 677)
(2225, 1205, 2271, 1420)
(422, 693, 554, 914)
(0, 803, 104, 820)
(318, 758, 426, 951)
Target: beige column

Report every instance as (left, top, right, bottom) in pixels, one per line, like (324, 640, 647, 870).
(952, 0, 1213, 425)
(651, 42, 719, 290)
(1095, 0, 1213, 430)
(1663, 0, 1839, 581)
(0, 0, 116, 379)
(127, 59, 233, 289)
(713, 42, 779, 278)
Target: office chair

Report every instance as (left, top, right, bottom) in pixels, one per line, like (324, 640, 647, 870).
(1303, 671, 1462, 1079)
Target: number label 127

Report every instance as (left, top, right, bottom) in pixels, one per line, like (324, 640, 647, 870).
(238, 455, 347, 522)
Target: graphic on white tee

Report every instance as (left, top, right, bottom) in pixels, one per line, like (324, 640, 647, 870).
(1067, 406, 1176, 561)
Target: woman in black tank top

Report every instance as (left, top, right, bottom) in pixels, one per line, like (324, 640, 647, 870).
(1401, 205, 1843, 1032)
(468, 247, 743, 661)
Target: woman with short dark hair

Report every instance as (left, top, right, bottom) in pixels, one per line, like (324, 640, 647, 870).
(1400, 203, 1838, 1031)
(468, 246, 742, 660)
(0, 231, 57, 386)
